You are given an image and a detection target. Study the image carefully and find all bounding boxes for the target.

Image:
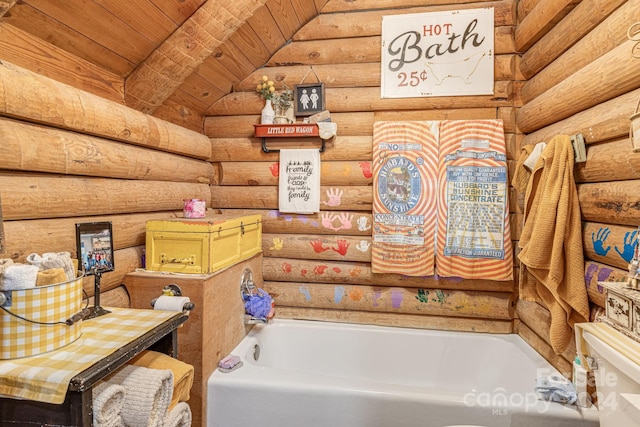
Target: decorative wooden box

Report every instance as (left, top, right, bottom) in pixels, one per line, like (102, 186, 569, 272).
(598, 281, 640, 342)
(145, 214, 262, 274)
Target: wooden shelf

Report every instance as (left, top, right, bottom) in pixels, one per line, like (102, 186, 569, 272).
(254, 123, 319, 137)
(254, 124, 325, 152)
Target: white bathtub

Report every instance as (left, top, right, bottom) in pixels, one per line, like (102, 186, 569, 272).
(207, 319, 599, 427)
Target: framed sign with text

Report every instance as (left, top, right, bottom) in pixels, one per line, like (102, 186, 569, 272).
(381, 7, 494, 98)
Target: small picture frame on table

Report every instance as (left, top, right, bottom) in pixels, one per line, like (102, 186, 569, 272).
(294, 83, 325, 117)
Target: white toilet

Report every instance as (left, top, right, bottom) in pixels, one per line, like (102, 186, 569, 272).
(580, 323, 640, 427)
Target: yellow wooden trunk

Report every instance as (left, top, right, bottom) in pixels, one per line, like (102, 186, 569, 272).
(145, 214, 262, 274)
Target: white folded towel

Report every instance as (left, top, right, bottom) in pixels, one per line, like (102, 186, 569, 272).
(1, 264, 38, 290)
(26, 253, 43, 270)
(0, 258, 13, 274)
(164, 402, 192, 427)
(107, 365, 173, 427)
(0, 258, 14, 290)
(279, 148, 321, 214)
(92, 381, 125, 427)
(42, 252, 75, 281)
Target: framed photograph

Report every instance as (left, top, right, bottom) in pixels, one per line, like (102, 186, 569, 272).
(76, 221, 115, 275)
(294, 83, 325, 117)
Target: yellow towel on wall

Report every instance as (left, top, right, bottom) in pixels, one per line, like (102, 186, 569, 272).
(129, 350, 194, 410)
(516, 135, 590, 354)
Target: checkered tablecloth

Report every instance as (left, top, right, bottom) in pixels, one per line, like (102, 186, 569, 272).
(0, 307, 178, 404)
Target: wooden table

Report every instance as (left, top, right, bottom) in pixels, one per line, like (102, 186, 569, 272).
(0, 308, 189, 426)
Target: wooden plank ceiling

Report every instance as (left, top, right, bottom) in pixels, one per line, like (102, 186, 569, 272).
(0, 0, 327, 124)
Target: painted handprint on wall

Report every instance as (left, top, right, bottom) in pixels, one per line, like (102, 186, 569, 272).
(310, 239, 331, 253)
(592, 226, 639, 262)
(592, 227, 611, 256)
(269, 237, 283, 250)
(356, 240, 371, 253)
(269, 162, 279, 177)
(321, 212, 341, 231)
(359, 161, 373, 179)
(320, 211, 353, 232)
(331, 239, 349, 256)
(322, 187, 343, 207)
(357, 216, 371, 231)
(336, 212, 353, 230)
(615, 229, 639, 262)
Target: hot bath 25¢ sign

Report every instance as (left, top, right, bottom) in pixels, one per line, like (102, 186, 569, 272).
(381, 8, 494, 98)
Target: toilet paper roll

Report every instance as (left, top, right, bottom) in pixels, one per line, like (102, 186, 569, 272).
(154, 295, 191, 312)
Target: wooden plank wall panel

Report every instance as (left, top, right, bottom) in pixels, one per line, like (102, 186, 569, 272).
(207, 1, 519, 333)
(513, 0, 639, 367)
(19, 0, 159, 65)
(2, 3, 135, 77)
(0, 23, 125, 103)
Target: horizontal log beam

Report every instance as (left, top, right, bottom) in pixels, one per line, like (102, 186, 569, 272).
(210, 185, 372, 211)
(518, 0, 628, 79)
(514, 0, 580, 52)
(210, 136, 373, 162)
(0, 211, 181, 262)
(578, 179, 640, 226)
(584, 261, 627, 308)
(263, 233, 371, 262)
(0, 61, 211, 159)
(297, 0, 515, 40)
(263, 257, 515, 292)
(275, 306, 514, 333)
(576, 138, 640, 183)
(215, 208, 373, 236)
(583, 222, 637, 271)
(0, 173, 210, 220)
(322, 0, 503, 13)
(234, 55, 517, 93)
(208, 83, 513, 117)
(0, 117, 214, 183)
(205, 112, 374, 138)
(213, 195, 520, 222)
(520, 0, 637, 101)
(219, 161, 372, 186)
(264, 281, 514, 319)
(521, 89, 640, 146)
(268, 31, 515, 66)
(517, 40, 640, 134)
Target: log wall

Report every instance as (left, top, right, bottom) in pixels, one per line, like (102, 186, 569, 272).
(0, 60, 213, 300)
(205, 0, 520, 334)
(514, 0, 637, 374)
(0, 0, 635, 380)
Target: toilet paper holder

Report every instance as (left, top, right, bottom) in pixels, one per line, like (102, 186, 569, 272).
(150, 284, 195, 312)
